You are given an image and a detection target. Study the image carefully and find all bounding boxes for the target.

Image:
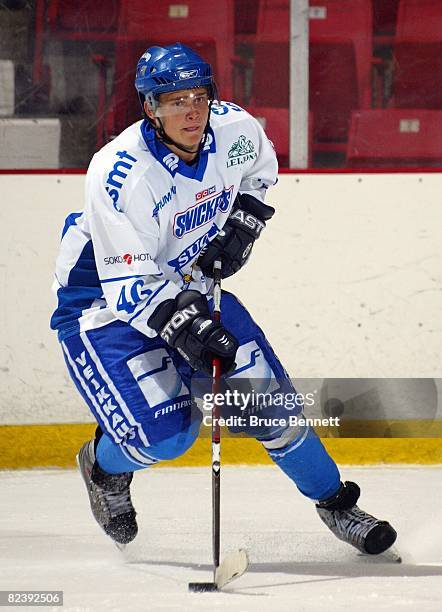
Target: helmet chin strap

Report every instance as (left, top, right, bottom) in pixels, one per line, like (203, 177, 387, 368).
(153, 100, 214, 158)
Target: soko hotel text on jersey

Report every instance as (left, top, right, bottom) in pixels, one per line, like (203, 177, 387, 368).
(173, 186, 233, 238)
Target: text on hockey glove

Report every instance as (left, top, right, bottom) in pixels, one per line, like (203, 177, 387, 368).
(147, 290, 238, 375)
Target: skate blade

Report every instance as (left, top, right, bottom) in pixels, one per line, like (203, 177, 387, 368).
(358, 545, 402, 564)
(382, 545, 402, 563)
(215, 549, 249, 589)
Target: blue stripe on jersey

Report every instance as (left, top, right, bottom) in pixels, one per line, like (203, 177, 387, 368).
(51, 240, 102, 335)
(50, 285, 103, 334)
(61, 212, 83, 239)
(100, 274, 146, 283)
(67, 240, 100, 287)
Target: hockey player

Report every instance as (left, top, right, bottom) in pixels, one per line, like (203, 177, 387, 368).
(51, 43, 396, 555)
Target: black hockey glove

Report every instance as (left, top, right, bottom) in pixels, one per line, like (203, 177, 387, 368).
(197, 193, 275, 279)
(147, 290, 238, 376)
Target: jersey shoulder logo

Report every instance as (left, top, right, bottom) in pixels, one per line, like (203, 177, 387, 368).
(227, 135, 257, 167)
(163, 153, 179, 172)
(202, 132, 214, 152)
(211, 101, 244, 116)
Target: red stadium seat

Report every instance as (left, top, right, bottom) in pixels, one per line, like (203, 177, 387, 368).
(245, 107, 313, 167)
(247, 0, 373, 163)
(309, 0, 373, 140)
(347, 109, 442, 167)
(372, 0, 399, 40)
(246, 107, 289, 162)
(33, 0, 121, 90)
(392, 0, 442, 109)
(235, 0, 260, 37)
(104, 39, 150, 138)
(46, 0, 120, 39)
(32, 0, 122, 146)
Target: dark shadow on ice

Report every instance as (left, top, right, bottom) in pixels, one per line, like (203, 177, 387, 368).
(124, 558, 442, 579)
(246, 560, 442, 579)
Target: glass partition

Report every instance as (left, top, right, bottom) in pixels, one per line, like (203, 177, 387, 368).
(1, 0, 441, 169)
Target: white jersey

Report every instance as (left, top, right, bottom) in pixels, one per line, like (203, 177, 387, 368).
(51, 102, 278, 340)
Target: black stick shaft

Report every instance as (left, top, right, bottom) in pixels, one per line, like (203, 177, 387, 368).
(212, 261, 222, 573)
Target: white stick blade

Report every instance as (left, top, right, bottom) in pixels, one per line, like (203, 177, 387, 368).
(215, 548, 249, 589)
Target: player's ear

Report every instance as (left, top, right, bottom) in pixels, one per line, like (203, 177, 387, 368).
(144, 100, 156, 122)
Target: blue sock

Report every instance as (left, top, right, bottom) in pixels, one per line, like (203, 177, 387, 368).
(267, 428, 341, 501)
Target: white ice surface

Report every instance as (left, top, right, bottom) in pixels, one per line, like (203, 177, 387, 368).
(1, 465, 442, 611)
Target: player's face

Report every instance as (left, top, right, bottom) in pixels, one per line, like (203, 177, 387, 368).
(145, 88, 210, 157)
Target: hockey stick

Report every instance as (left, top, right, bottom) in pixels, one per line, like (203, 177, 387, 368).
(188, 260, 248, 592)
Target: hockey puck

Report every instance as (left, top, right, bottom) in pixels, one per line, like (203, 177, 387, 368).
(188, 582, 218, 592)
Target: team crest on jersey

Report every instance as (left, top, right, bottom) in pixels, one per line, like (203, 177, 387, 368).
(227, 135, 257, 168)
(173, 186, 233, 238)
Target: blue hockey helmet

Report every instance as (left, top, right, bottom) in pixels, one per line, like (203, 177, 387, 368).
(135, 43, 217, 112)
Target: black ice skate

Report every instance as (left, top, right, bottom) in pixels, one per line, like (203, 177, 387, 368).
(77, 440, 138, 545)
(316, 481, 397, 555)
